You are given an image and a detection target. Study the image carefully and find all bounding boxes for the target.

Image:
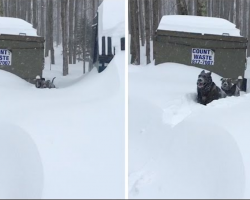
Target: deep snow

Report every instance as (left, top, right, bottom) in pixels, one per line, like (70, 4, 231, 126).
(0, 46, 125, 198)
(129, 61, 250, 199)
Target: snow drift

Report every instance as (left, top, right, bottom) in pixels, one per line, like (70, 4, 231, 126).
(0, 49, 125, 199)
(0, 123, 43, 199)
(129, 62, 250, 199)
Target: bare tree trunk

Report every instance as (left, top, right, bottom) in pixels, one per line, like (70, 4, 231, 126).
(212, 0, 219, 17)
(2, 0, 7, 16)
(93, 0, 98, 17)
(152, 0, 159, 38)
(228, 0, 234, 22)
(145, 0, 151, 64)
(176, 0, 188, 15)
(61, 0, 68, 76)
(56, 0, 61, 46)
(235, 0, 240, 29)
(68, 0, 74, 64)
(138, 0, 145, 46)
(11, 0, 17, 17)
(73, 0, 79, 64)
(197, 0, 203, 16)
(27, 0, 32, 23)
(49, 0, 55, 64)
(128, 0, 131, 34)
(247, 0, 250, 56)
(130, 0, 140, 65)
(158, 0, 163, 21)
(32, 0, 38, 28)
(149, 0, 154, 39)
(45, 0, 49, 57)
(20, 0, 26, 20)
(241, 0, 246, 36)
(83, 0, 87, 73)
(41, 0, 45, 37)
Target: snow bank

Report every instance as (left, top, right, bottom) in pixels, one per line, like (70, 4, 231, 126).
(158, 121, 245, 199)
(0, 123, 43, 199)
(0, 46, 125, 198)
(0, 17, 37, 36)
(129, 61, 250, 199)
(158, 15, 241, 36)
(0, 69, 32, 89)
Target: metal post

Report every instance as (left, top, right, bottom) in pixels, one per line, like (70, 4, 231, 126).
(102, 36, 106, 55)
(108, 37, 112, 55)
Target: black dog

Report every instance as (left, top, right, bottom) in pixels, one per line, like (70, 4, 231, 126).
(221, 77, 242, 97)
(197, 70, 226, 105)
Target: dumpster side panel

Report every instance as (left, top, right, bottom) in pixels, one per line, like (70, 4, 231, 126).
(0, 36, 44, 83)
(154, 33, 247, 79)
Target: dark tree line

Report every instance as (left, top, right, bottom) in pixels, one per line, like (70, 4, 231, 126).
(129, 0, 250, 65)
(0, 0, 102, 75)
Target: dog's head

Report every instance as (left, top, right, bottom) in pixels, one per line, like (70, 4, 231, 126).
(221, 78, 233, 91)
(197, 70, 212, 89)
(34, 75, 46, 88)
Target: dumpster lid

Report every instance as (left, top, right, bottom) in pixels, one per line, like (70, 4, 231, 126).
(158, 15, 241, 37)
(0, 17, 37, 36)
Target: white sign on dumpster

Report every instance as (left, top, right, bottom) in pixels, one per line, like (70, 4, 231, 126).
(0, 49, 12, 66)
(191, 48, 214, 65)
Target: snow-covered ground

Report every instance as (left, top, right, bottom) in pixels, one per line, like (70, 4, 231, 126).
(129, 49, 250, 198)
(0, 45, 125, 198)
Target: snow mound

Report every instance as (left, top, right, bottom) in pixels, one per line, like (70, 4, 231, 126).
(0, 123, 43, 199)
(0, 51, 125, 199)
(0, 69, 32, 89)
(0, 17, 37, 36)
(129, 121, 245, 199)
(161, 121, 245, 199)
(129, 60, 250, 198)
(158, 15, 241, 36)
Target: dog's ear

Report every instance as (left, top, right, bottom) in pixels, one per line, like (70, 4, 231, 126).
(208, 72, 212, 76)
(201, 70, 205, 74)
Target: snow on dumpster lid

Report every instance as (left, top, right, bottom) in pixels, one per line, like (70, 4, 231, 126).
(158, 15, 241, 37)
(0, 17, 37, 36)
